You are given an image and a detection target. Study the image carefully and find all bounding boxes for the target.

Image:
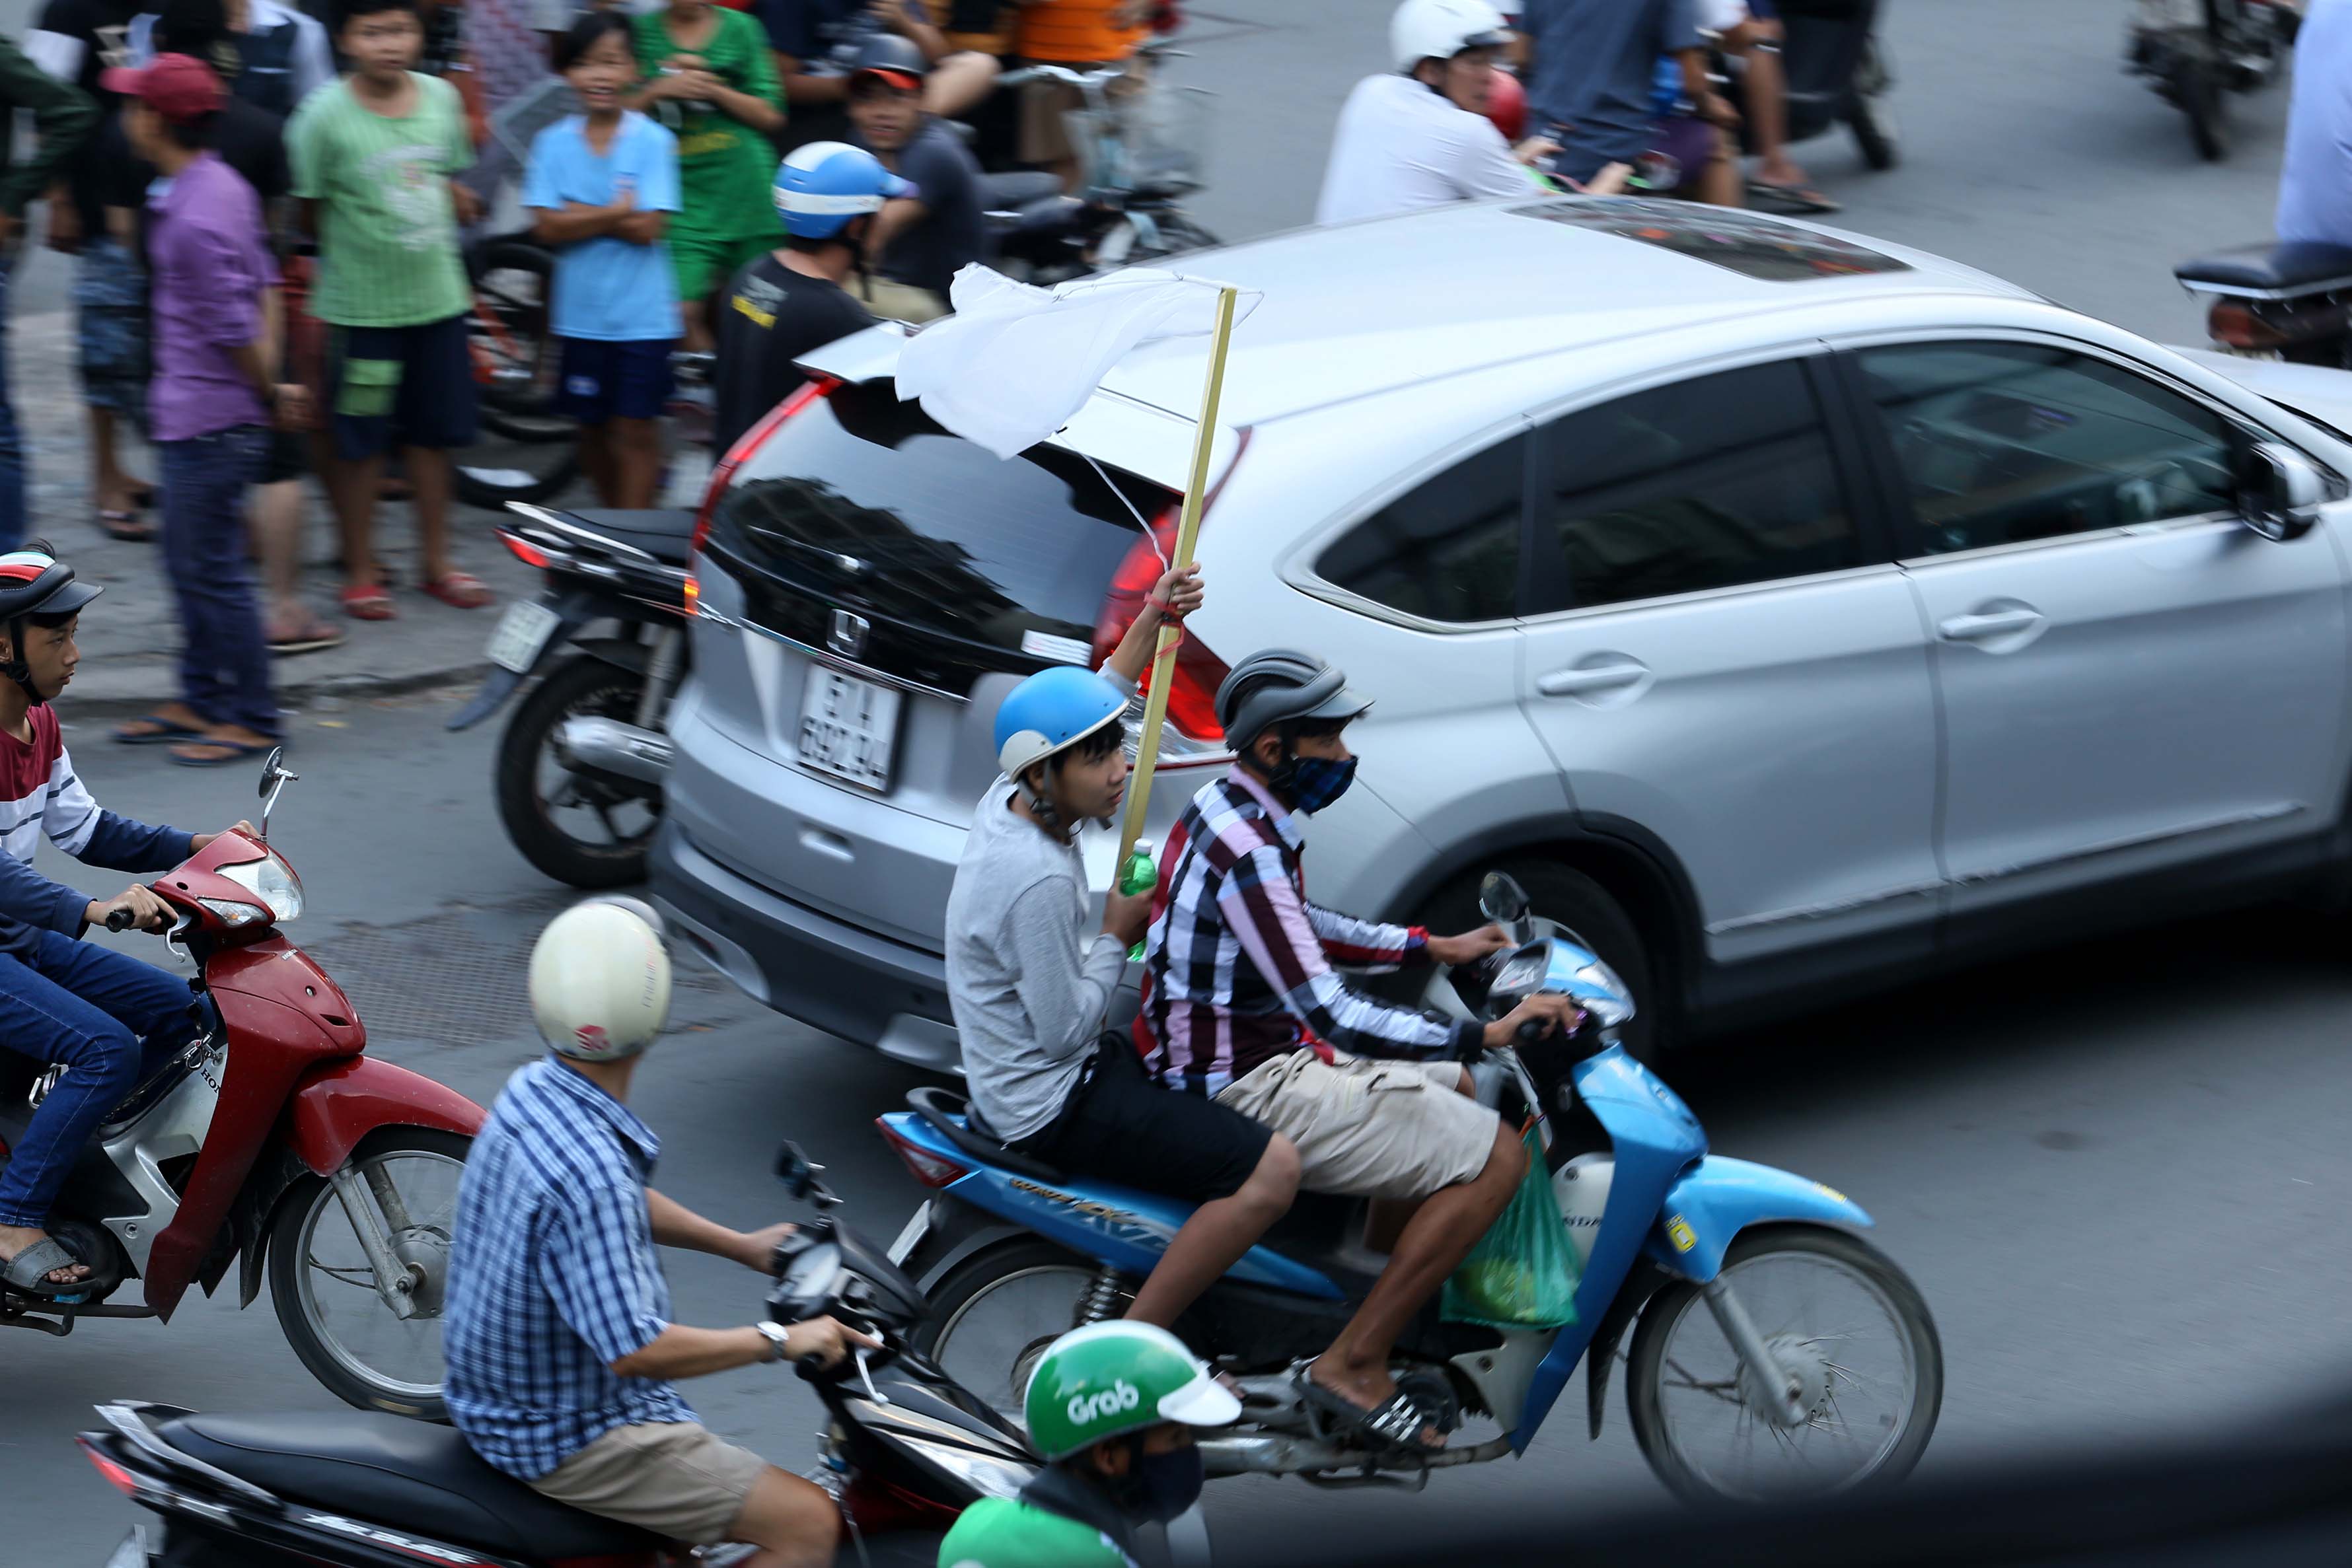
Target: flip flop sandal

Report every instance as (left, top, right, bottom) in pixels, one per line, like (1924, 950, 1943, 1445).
(269, 617, 347, 656)
(341, 585, 397, 621)
(1294, 1363, 1443, 1456)
(1746, 178, 1841, 214)
(423, 572, 493, 610)
(114, 713, 206, 745)
(1, 1236, 93, 1299)
(169, 738, 278, 768)
(94, 509, 155, 543)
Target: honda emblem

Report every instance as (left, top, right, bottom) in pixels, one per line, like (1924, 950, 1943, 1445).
(828, 609, 870, 659)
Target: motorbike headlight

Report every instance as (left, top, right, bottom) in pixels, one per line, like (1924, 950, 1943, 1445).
(217, 851, 303, 923)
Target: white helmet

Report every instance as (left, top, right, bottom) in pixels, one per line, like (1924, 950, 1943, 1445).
(1390, 0, 1509, 73)
(529, 898, 673, 1063)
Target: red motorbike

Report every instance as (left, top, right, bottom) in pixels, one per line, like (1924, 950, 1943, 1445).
(0, 748, 484, 1419)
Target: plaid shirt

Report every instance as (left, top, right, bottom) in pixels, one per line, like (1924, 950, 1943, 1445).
(443, 1057, 694, 1479)
(1137, 766, 1482, 1096)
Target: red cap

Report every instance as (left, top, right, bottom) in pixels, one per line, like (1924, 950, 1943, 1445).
(851, 67, 924, 92)
(101, 53, 225, 125)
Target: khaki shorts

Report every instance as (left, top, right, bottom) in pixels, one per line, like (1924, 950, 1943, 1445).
(527, 1421, 768, 1545)
(1216, 1049, 1501, 1202)
(1017, 57, 1146, 166)
(853, 276, 951, 324)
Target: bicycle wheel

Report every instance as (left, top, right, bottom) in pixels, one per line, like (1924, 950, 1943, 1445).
(470, 238, 562, 420)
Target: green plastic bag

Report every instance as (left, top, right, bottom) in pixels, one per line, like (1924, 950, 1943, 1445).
(1439, 1128, 1580, 1330)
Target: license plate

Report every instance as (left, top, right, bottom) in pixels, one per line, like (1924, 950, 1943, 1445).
(799, 668, 902, 791)
(485, 600, 562, 674)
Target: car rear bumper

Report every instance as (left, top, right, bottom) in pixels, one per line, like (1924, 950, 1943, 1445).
(651, 819, 964, 1072)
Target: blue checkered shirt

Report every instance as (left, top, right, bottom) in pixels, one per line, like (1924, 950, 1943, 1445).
(443, 1056, 695, 1479)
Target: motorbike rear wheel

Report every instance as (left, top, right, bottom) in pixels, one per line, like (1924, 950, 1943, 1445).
(1625, 1226, 1942, 1503)
(2177, 60, 2230, 161)
(495, 655, 661, 888)
(269, 1127, 471, 1420)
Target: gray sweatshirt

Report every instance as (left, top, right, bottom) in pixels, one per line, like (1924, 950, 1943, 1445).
(944, 777, 1128, 1143)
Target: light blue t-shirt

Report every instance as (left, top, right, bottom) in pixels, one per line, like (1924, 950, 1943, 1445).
(2277, 0, 2352, 248)
(522, 112, 683, 343)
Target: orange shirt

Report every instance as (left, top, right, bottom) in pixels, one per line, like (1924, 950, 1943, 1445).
(1015, 0, 1148, 63)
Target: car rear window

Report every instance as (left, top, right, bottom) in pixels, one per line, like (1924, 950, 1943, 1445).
(1513, 198, 1909, 282)
(706, 382, 1174, 694)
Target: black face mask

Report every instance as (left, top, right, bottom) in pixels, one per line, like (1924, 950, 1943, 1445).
(1099, 1434, 1207, 1524)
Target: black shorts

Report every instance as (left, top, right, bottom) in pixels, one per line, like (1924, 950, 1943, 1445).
(323, 315, 480, 461)
(1017, 1034, 1272, 1203)
(258, 427, 307, 485)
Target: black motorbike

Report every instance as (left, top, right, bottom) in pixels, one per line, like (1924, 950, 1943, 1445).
(451, 503, 693, 889)
(2126, 0, 2299, 162)
(2175, 240, 2352, 368)
(77, 1145, 1075, 1568)
(1724, 0, 1900, 172)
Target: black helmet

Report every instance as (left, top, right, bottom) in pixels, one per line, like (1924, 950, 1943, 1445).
(850, 32, 930, 87)
(0, 543, 101, 702)
(1214, 649, 1372, 754)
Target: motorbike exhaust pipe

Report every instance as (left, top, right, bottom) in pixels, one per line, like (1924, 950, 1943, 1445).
(553, 716, 673, 788)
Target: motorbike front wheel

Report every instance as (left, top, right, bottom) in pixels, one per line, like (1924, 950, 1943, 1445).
(269, 1127, 470, 1420)
(1625, 1226, 1942, 1503)
(495, 655, 662, 888)
(912, 1240, 1102, 1421)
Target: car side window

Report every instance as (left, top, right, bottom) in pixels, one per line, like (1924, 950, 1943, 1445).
(1527, 358, 1858, 614)
(1856, 341, 2240, 556)
(1317, 432, 1527, 624)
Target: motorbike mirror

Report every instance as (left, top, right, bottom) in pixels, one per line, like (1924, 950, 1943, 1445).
(776, 1141, 817, 1199)
(2238, 441, 2324, 542)
(1479, 871, 1529, 927)
(257, 746, 285, 799)
(256, 748, 299, 841)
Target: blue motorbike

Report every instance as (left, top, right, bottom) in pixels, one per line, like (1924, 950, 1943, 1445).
(875, 873, 1943, 1505)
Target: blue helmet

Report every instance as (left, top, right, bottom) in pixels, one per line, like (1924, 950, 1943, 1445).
(995, 666, 1127, 779)
(773, 141, 913, 241)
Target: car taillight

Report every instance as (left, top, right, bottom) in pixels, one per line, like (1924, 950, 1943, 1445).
(1092, 506, 1230, 742)
(877, 1118, 969, 1189)
(686, 376, 839, 617)
(2209, 302, 2289, 349)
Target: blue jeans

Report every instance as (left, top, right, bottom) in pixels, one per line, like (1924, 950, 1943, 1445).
(0, 260, 23, 552)
(160, 427, 279, 736)
(0, 929, 199, 1229)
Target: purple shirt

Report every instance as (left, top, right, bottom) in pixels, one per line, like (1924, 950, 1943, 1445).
(145, 153, 279, 444)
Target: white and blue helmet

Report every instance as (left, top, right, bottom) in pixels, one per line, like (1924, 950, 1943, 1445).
(773, 141, 914, 242)
(996, 666, 1128, 779)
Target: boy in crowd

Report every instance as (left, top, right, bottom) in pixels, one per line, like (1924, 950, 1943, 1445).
(946, 565, 1307, 1336)
(630, 0, 784, 355)
(525, 11, 682, 509)
(707, 141, 889, 458)
(107, 53, 301, 766)
(0, 38, 98, 552)
(842, 36, 984, 322)
(289, 0, 493, 622)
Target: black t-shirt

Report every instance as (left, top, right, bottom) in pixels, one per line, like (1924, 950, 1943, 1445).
(30, 0, 143, 232)
(864, 118, 982, 297)
(710, 252, 875, 457)
(763, 0, 933, 152)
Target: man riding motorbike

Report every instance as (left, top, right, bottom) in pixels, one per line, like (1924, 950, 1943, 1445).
(935, 1320, 1238, 1568)
(1134, 649, 1580, 1453)
(442, 899, 873, 1568)
(0, 544, 256, 1297)
(1315, 0, 1559, 225)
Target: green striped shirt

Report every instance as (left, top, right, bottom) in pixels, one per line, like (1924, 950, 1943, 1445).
(289, 73, 474, 328)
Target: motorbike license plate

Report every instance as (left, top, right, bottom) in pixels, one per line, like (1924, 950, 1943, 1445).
(799, 668, 901, 791)
(485, 600, 562, 674)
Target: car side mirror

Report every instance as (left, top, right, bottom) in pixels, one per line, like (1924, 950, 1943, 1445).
(2239, 441, 2324, 541)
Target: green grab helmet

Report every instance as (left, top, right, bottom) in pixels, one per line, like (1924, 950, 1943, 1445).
(1022, 1321, 1241, 1462)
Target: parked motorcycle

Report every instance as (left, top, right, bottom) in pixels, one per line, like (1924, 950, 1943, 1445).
(74, 1145, 1170, 1568)
(0, 750, 482, 1418)
(2127, 0, 2300, 161)
(451, 503, 693, 888)
(880, 873, 1943, 1505)
(2176, 240, 2352, 367)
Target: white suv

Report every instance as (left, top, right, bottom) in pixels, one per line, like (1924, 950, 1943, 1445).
(654, 196, 2352, 1063)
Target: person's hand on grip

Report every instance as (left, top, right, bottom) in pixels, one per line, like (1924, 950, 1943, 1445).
(88, 884, 172, 933)
(782, 1315, 879, 1371)
(1425, 923, 1512, 967)
(1482, 991, 1584, 1050)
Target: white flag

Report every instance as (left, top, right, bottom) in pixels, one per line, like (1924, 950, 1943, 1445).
(895, 266, 1260, 460)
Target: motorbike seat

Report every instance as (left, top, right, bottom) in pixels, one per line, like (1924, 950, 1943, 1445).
(906, 1087, 1070, 1184)
(545, 507, 698, 567)
(978, 170, 1066, 211)
(2175, 242, 2352, 296)
(156, 1411, 663, 1561)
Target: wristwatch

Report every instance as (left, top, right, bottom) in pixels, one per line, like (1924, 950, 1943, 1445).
(754, 1321, 793, 1364)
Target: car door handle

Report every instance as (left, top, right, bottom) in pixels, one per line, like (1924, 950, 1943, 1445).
(1936, 608, 2044, 642)
(1538, 661, 1648, 696)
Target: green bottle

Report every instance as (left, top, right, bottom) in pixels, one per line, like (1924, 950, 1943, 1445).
(1119, 839, 1157, 962)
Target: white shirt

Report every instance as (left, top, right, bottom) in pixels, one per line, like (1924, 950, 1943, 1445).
(1315, 71, 1540, 227)
(2277, 0, 2352, 248)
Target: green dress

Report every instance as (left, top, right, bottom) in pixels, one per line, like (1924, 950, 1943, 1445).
(632, 6, 784, 300)
(936, 1497, 1134, 1568)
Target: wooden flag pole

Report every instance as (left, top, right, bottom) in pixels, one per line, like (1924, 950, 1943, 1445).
(1115, 284, 1241, 868)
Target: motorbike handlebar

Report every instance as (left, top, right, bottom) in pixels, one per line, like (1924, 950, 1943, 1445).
(105, 906, 136, 932)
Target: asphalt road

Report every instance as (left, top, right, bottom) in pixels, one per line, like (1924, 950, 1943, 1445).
(11, 3, 2352, 1563)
